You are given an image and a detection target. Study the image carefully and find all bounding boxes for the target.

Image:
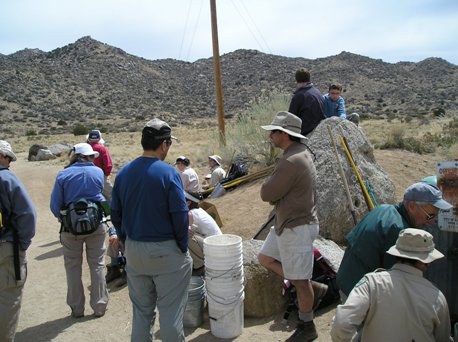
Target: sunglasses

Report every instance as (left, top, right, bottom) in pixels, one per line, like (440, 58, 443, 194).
(417, 204, 437, 221)
(164, 139, 173, 146)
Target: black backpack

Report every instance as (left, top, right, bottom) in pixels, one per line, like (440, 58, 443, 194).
(61, 199, 102, 235)
(220, 160, 248, 185)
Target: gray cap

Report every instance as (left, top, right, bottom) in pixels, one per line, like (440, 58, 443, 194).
(403, 182, 452, 210)
(142, 118, 177, 141)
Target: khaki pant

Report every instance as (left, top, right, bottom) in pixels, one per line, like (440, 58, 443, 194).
(0, 242, 27, 342)
(188, 234, 205, 270)
(60, 225, 108, 315)
(103, 176, 113, 202)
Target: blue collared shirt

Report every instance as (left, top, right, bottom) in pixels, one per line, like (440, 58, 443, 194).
(50, 162, 105, 218)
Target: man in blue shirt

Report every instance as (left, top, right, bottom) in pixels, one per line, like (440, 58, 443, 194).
(0, 140, 36, 341)
(323, 84, 360, 125)
(111, 118, 192, 342)
(323, 84, 347, 119)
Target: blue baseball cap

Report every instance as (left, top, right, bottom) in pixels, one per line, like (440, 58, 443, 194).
(403, 182, 452, 210)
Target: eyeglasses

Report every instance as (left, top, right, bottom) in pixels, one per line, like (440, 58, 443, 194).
(164, 139, 173, 146)
(417, 204, 437, 221)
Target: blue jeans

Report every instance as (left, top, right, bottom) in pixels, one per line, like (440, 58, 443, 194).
(125, 239, 192, 342)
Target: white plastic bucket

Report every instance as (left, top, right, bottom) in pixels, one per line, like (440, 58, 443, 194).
(183, 276, 206, 328)
(204, 234, 243, 271)
(208, 291, 244, 339)
(205, 270, 244, 299)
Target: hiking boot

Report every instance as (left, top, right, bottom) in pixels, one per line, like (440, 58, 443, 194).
(116, 270, 127, 287)
(286, 321, 318, 342)
(312, 282, 328, 311)
(71, 310, 84, 318)
(94, 311, 105, 318)
(106, 266, 122, 283)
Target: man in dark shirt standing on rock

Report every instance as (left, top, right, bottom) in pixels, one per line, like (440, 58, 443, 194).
(288, 69, 325, 135)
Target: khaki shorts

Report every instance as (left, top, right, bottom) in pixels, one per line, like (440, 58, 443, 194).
(260, 224, 319, 280)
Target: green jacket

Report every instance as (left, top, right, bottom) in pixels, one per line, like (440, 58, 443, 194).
(336, 203, 414, 296)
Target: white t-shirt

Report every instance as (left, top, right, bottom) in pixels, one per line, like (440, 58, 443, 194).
(180, 167, 200, 193)
(190, 208, 222, 237)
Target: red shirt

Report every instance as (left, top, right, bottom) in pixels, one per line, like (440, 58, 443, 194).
(88, 142, 112, 176)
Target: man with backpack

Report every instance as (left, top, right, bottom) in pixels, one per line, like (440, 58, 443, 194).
(50, 143, 108, 318)
(0, 140, 36, 341)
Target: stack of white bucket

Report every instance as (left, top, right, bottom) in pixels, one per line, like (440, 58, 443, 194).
(203, 234, 244, 339)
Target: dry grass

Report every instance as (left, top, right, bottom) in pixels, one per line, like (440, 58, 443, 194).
(6, 115, 456, 180)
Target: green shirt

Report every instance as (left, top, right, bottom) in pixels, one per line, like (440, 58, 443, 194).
(336, 203, 413, 296)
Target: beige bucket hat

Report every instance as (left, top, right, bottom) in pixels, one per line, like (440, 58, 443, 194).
(387, 228, 444, 263)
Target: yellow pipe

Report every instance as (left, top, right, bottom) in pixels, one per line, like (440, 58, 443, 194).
(339, 135, 375, 210)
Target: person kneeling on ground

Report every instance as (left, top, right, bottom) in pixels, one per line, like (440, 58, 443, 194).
(185, 192, 222, 273)
(105, 225, 127, 287)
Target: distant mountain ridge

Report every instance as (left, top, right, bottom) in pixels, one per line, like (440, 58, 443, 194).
(1, 36, 457, 136)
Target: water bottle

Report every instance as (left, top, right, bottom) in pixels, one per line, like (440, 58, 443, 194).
(117, 251, 126, 266)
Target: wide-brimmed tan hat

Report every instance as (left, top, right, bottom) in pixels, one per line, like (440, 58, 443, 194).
(387, 228, 444, 263)
(208, 155, 222, 166)
(261, 111, 307, 143)
(0, 140, 17, 162)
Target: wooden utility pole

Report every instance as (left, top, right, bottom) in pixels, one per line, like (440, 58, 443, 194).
(210, 0, 225, 144)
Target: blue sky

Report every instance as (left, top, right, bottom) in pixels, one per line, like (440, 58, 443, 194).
(1, 0, 457, 65)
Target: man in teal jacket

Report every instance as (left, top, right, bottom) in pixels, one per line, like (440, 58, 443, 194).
(336, 182, 452, 299)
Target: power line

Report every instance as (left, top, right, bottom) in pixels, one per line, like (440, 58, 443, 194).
(230, 0, 272, 54)
(186, 0, 204, 61)
(179, 0, 193, 60)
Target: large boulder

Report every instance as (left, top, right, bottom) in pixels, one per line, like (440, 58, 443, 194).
(243, 239, 287, 318)
(28, 144, 47, 161)
(31, 149, 56, 161)
(308, 117, 396, 242)
(48, 143, 72, 157)
(242, 237, 345, 318)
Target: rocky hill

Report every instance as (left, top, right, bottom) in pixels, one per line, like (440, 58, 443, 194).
(1, 36, 457, 136)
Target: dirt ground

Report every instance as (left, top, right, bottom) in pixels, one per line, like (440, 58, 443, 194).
(11, 147, 442, 342)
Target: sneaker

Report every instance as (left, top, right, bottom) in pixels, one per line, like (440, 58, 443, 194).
(286, 321, 318, 342)
(312, 282, 328, 311)
(116, 270, 127, 287)
(106, 266, 122, 283)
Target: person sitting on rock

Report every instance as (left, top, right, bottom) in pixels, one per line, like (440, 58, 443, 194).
(202, 155, 226, 190)
(322, 84, 360, 125)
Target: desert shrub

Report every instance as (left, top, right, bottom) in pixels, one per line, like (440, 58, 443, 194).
(379, 127, 435, 154)
(72, 124, 89, 136)
(25, 130, 37, 136)
(433, 107, 445, 117)
(209, 90, 290, 166)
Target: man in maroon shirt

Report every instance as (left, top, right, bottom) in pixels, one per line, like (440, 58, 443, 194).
(87, 130, 113, 201)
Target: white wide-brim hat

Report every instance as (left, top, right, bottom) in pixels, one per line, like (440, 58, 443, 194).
(0, 140, 17, 161)
(73, 143, 100, 158)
